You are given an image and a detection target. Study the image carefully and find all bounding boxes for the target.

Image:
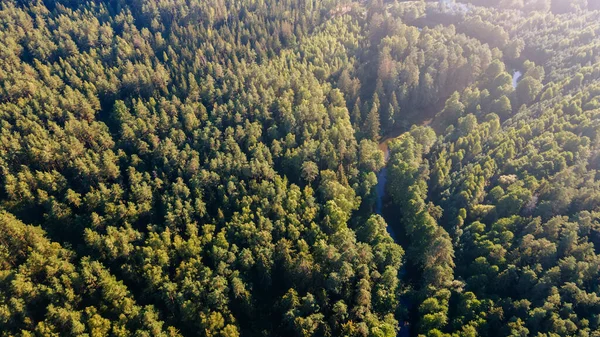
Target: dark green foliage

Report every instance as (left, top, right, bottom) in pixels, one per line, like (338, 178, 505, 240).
(1, 0, 600, 337)
(0, 1, 403, 336)
(382, 1, 600, 336)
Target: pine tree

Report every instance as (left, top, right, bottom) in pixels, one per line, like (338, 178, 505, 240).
(383, 103, 395, 133)
(351, 97, 362, 130)
(390, 91, 400, 123)
(364, 94, 381, 142)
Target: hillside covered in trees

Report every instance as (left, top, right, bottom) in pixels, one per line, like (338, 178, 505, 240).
(1, 0, 600, 336)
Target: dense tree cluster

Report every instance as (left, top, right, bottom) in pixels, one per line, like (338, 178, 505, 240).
(0, 0, 403, 336)
(1, 0, 600, 336)
(380, 1, 600, 336)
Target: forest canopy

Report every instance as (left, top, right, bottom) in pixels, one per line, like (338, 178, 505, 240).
(1, 0, 600, 337)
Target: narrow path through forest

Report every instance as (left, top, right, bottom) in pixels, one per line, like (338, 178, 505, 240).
(375, 123, 428, 337)
(375, 69, 522, 336)
(374, 140, 409, 336)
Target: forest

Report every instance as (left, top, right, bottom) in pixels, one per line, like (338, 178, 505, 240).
(1, 0, 600, 336)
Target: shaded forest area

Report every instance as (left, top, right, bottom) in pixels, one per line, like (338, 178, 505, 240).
(1, 0, 600, 336)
